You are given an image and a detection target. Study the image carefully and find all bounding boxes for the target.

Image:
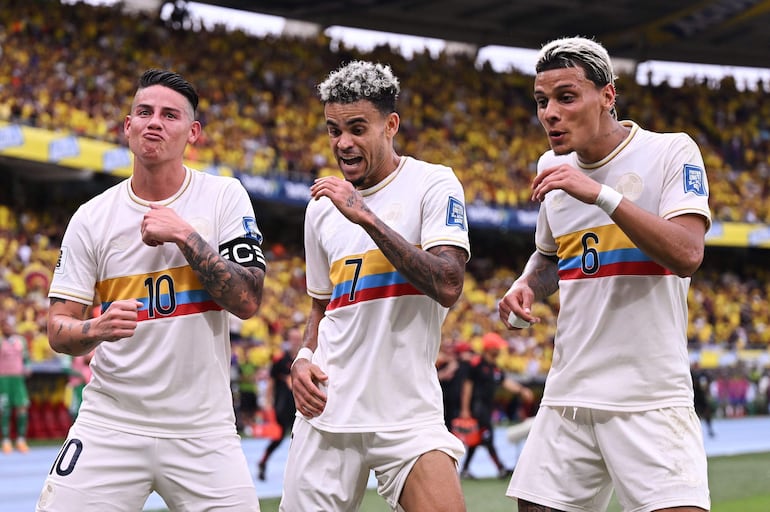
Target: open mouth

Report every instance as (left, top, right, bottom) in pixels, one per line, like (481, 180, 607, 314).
(340, 156, 363, 166)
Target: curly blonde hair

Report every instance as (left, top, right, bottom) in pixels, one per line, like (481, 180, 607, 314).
(317, 60, 400, 114)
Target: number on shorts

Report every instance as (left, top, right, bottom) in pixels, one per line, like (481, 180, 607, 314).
(49, 438, 83, 476)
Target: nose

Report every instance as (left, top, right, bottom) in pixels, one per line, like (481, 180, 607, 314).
(336, 132, 354, 150)
(147, 112, 164, 129)
(542, 100, 559, 122)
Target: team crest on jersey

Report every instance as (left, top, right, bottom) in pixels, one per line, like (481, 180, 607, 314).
(683, 164, 706, 196)
(242, 216, 263, 243)
(446, 197, 467, 231)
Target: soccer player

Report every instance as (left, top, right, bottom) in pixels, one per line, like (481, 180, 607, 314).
(0, 311, 31, 454)
(38, 69, 265, 511)
(281, 60, 470, 512)
(498, 36, 712, 512)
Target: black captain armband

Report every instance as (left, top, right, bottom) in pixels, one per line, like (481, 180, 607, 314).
(220, 237, 267, 271)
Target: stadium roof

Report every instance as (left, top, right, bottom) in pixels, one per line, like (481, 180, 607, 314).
(200, 0, 770, 69)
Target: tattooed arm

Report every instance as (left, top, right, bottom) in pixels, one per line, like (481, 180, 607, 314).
(309, 176, 467, 308)
(178, 231, 265, 319)
(141, 203, 265, 319)
(498, 251, 559, 328)
(364, 220, 466, 308)
(48, 297, 143, 356)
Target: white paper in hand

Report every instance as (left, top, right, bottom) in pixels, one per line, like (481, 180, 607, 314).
(507, 311, 532, 329)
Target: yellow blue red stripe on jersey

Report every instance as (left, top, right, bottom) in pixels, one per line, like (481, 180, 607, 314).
(555, 224, 672, 280)
(96, 265, 222, 321)
(327, 248, 422, 310)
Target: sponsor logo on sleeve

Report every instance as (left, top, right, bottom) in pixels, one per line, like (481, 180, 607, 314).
(683, 164, 707, 196)
(242, 216, 263, 243)
(446, 196, 467, 231)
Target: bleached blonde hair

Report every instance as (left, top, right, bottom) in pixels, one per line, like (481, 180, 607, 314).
(536, 37, 618, 118)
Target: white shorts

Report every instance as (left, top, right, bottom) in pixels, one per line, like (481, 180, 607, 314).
(36, 421, 260, 512)
(507, 406, 710, 512)
(279, 417, 465, 511)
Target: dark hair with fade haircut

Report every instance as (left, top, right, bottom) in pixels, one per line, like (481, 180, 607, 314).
(317, 60, 400, 115)
(138, 68, 199, 114)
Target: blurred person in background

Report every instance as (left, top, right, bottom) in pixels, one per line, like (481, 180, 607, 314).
(257, 326, 301, 481)
(66, 351, 93, 422)
(692, 364, 716, 437)
(0, 310, 31, 454)
(38, 69, 266, 511)
(237, 341, 260, 432)
(436, 339, 471, 430)
(458, 332, 532, 479)
(498, 37, 712, 512)
(283, 60, 470, 512)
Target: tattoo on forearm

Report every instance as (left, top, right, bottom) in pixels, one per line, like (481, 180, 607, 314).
(367, 217, 464, 305)
(530, 258, 559, 299)
(78, 339, 99, 350)
(181, 232, 263, 313)
(82, 320, 91, 335)
(346, 194, 355, 208)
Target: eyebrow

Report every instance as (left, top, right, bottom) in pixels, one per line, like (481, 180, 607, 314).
(534, 82, 579, 95)
(134, 103, 184, 114)
(326, 116, 369, 128)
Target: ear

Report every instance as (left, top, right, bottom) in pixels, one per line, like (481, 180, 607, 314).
(188, 120, 202, 145)
(602, 83, 616, 113)
(385, 111, 400, 137)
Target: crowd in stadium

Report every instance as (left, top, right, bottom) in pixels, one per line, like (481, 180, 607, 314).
(1, 0, 769, 432)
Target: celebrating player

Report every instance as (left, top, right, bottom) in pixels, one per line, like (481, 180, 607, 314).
(38, 69, 265, 511)
(499, 36, 712, 512)
(281, 60, 470, 512)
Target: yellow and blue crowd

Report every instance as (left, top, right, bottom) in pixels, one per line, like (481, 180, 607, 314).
(0, 0, 769, 440)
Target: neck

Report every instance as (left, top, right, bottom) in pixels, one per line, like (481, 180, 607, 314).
(578, 119, 630, 164)
(130, 164, 187, 202)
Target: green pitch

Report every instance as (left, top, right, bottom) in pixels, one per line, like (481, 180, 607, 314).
(150, 451, 770, 512)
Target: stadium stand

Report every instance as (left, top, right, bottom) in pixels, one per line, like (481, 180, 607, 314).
(0, 0, 768, 439)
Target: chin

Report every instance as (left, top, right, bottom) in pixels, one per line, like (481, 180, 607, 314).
(551, 145, 574, 156)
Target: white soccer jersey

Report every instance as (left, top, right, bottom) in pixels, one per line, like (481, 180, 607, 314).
(49, 167, 265, 437)
(535, 121, 711, 411)
(304, 156, 470, 432)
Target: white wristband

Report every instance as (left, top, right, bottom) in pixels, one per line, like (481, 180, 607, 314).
(292, 347, 314, 368)
(594, 184, 623, 216)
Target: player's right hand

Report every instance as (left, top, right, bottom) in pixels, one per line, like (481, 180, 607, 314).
(499, 284, 538, 329)
(94, 299, 144, 342)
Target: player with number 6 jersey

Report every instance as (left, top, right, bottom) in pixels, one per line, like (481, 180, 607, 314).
(498, 37, 711, 512)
